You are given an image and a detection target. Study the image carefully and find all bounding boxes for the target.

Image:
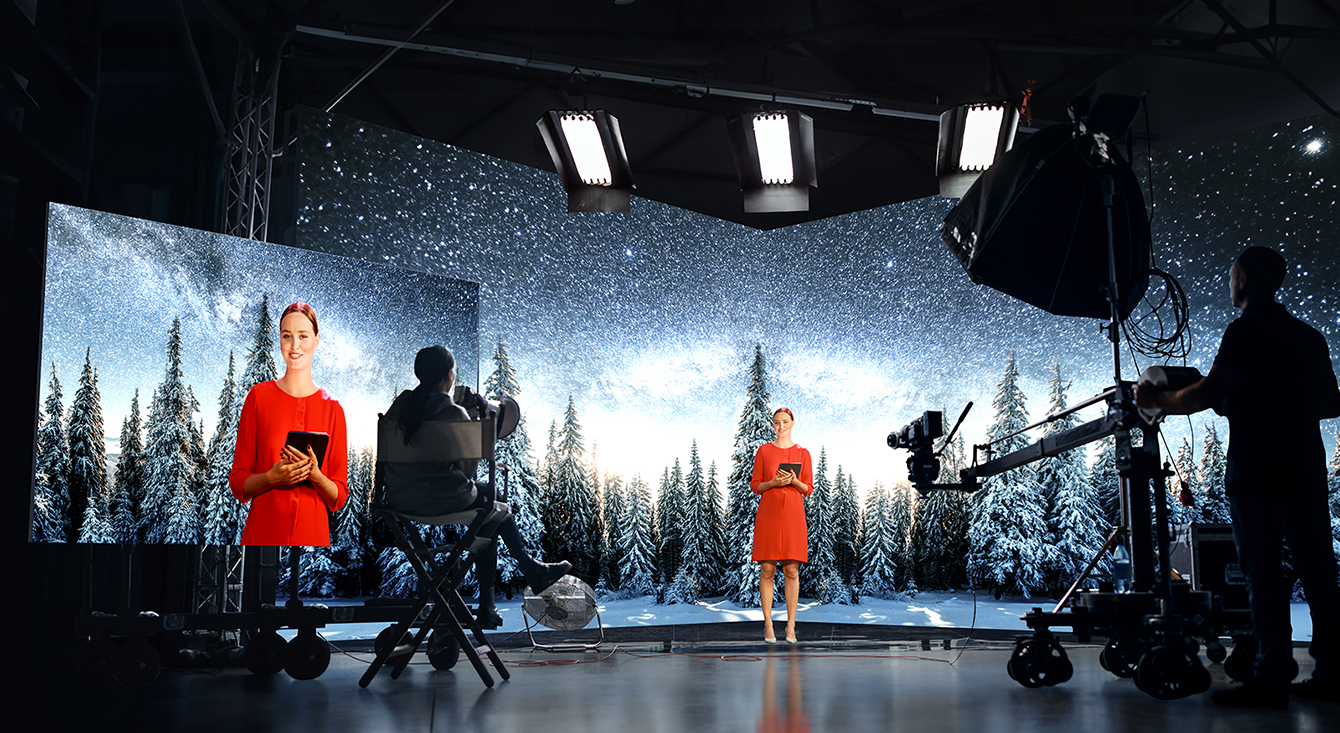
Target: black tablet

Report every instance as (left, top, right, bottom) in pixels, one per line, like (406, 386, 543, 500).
(285, 431, 330, 470)
(777, 462, 802, 478)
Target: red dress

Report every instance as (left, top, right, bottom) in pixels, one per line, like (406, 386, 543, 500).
(229, 381, 349, 546)
(750, 442, 813, 562)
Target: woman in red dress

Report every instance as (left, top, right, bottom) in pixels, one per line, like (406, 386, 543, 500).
(751, 407, 813, 643)
(229, 302, 348, 545)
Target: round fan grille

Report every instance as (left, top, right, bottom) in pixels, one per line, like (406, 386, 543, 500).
(522, 575, 598, 631)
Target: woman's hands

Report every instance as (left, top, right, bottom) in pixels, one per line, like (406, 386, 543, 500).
(266, 445, 313, 485)
(767, 469, 799, 490)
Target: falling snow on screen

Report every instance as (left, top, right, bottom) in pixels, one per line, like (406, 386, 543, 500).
(296, 111, 1337, 489)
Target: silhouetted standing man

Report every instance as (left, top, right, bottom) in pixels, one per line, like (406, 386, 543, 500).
(1138, 246, 1340, 708)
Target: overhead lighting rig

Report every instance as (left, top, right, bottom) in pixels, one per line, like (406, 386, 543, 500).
(536, 110, 634, 212)
(726, 110, 817, 213)
(937, 102, 1019, 198)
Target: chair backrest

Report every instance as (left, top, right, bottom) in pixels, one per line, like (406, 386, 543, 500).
(378, 416, 496, 464)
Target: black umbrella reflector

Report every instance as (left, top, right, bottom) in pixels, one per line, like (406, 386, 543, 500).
(941, 124, 1151, 321)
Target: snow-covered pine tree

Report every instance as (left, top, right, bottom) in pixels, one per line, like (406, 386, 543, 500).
(483, 333, 545, 585)
(68, 349, 108, 542)
(32, 365, 71, 542)
(725, 344, 774, 607)
(599, 472, 627, 591)
(333, 445, 373, 594)
(589, 444, 609, 589)
(679, 442, 722, 594)
(703, 460, 730, 595)
(240, 294, 279, 392)
(887, 483, 914, 592)
(966, 351, 1050, 598)
(665, 566, 701, 605)
(551, 397, 599, 583)
(802, 448, 834, 597)
(1170, 437, 1198, 526)
(1090, 436, 1121, 530)
(201, 353, 243, 545)
(109, 391, 144, 544)
(539, 420, 561, 562)
(1036, 365, 1105, 595)
(1199, 423, 1231, 523)
(140, 318, 202, 544)
(298, 546, 344, 597)
(657, 460, 687, 581)
(831, 463, 862, 587)
(858, 480, 898, 599)
(378, 546, 419, 597)
(618, 474, 658, 597)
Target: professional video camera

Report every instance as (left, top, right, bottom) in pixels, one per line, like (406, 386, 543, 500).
(887, 411, 944, 490)
(452, 385, 521, 439)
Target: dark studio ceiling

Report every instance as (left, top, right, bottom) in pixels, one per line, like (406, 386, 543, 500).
(12, 0, 1340, 230)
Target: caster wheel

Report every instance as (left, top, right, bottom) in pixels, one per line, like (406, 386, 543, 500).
(244, 630, 288, 675)
(113, 638, 161, 688)
(1190, 659, 1212, 694)
(1135, 645, 1193, 700)
(1100, 638, 1142, 679)
(428, 630, 460, 670)
(76, 638, 118, 682)
(1224, 637, 1258, 682)
(283, 629, 331, 680)
(1205, 641, 1227, 664)
(375, 625, 413, 658)
(1007, 637, 1069, 689)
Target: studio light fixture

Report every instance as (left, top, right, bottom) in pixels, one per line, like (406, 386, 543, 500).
(536, 110, 634, 212)
(937, 101, 1019, 198)
(726, 110, 816, 213)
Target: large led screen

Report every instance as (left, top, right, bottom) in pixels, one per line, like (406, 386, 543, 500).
(32, 204, 479, 544)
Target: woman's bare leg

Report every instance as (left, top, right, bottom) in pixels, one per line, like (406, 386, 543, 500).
(782, 561, 800, 639)
(760, 561, 777, 639)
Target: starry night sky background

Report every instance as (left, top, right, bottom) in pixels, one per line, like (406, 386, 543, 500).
(294, 110, 1337, 491)
(40, 204, 480, 454)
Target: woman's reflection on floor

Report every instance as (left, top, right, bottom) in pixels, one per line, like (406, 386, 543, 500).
(757, 651, 810, 733)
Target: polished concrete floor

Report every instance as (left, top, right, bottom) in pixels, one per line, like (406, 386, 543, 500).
(40, 624, 1340, 733)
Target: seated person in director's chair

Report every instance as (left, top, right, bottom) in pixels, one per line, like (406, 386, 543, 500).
(360, 346, 570, 688)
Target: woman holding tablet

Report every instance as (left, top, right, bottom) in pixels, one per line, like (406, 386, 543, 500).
(750, 407, 813, 644)
(229, 302, 347, 545)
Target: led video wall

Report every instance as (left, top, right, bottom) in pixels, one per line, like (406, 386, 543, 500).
(32, 204, 478, 543)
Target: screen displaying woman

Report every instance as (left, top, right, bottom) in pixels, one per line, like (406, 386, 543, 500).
(229, 302, 348, 545)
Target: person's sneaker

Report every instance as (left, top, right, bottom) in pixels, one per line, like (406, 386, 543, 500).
(1291, 675, 1340, 703)
(525, 561, 573, 595)
(1212, 682, 1289, 709)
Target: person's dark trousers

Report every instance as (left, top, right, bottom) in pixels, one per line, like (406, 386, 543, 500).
(1229, 489, 1340, 683)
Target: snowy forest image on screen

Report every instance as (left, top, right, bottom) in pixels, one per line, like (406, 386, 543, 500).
(291, 110, 1340, 604)
(32, 204, 479, 547)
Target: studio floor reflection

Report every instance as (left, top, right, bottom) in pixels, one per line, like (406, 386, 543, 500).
(41, 629, 1340, 733)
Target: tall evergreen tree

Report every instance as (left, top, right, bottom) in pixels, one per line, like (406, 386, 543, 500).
(483, 333, 545, 582)
(679, 443, 722, 592)
(726, 344, 773, 606)
(657, 459, 687, 582)
(830, 464, 862, 587)
(68, 349, 108, 541)
(140, 318, 202, 543)
(599, 472, 627, 591)
(1328, 429, 1339, 555)
(618, 474, 658, 597)
(704, 460, 730, 595)
(1170, 437, 1198, 526)
(32, 364, 71, 542)
(966, 352, 1050, 598)
(859, 480, 899, 598)
(887, 483, 915, 592)
(550, 397, 599, 582)
(109, 391, 144, 544)
(1090, 436, 1121, 530)
(201, 353, 243, 545)
(1199, 423, 1231, 523)
(539, 420, 561, 561)
(803, 449, 835, 596)
(1037, 364, 1105, 594)
(240, 294, 278, 392)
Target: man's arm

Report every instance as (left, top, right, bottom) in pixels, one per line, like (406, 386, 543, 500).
(1135, 364, 1237, 416)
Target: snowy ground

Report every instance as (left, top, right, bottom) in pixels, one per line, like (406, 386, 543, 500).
(278, 590, 1317, 644)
